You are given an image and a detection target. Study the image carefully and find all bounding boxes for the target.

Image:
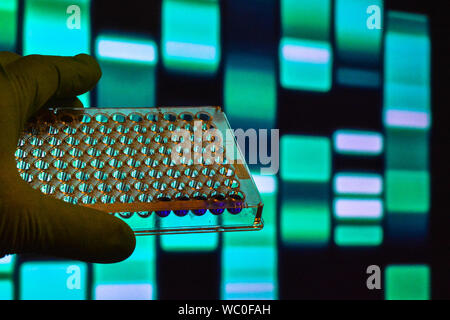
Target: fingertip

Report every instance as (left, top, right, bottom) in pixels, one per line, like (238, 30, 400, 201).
(106, 217, 136, 263)
(89, 210, 137, 263)
(73, 53, 102, 86)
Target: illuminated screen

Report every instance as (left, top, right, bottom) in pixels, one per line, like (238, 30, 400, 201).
(0, 0, 446, 300)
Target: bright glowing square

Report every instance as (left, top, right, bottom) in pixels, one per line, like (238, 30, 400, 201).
(333, 130, 383, 155)
(385, 265, 430, 300)
(0, 280, 13, 300)
(281, 135, 331, 182)
(20, 261, 87, 300)
(162, 0, 220, 74)
(95, 34, 158, 107)
(334, 225, 383, 246)
(334, 198, 383, 220)
(224, 53, 277, 129)
(280, 38, 332, 92)
(386, 170, 429, 213)
(281, 198, 330, 246)
(96, 36, 157, 65)
(384, 110, 430, 129)
(95, 284, 153, 300)
(0, 0, 17, 51)
(334, 173, 383, 195)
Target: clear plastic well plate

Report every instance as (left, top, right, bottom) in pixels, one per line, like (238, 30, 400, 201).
(15, 106, 263, 235)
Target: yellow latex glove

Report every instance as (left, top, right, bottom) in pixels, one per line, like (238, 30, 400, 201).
(0, 52, 136, 263)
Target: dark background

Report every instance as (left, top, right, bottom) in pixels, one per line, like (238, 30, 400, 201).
(4, 0, 449, 300)
(90, 0, 449, 299)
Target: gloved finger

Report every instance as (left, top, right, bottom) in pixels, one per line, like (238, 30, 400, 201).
(60, 96, 84, 108)
(4, 54, 101, 122)
(0, 52, 21, 67)
(2, 183, 136, 263)
(45, 96, 84, 109)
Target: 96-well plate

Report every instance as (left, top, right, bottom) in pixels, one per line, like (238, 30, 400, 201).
(15, 106, 263, 235)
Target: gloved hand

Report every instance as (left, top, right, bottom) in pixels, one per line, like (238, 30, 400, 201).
(0, 52, 136, 263)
